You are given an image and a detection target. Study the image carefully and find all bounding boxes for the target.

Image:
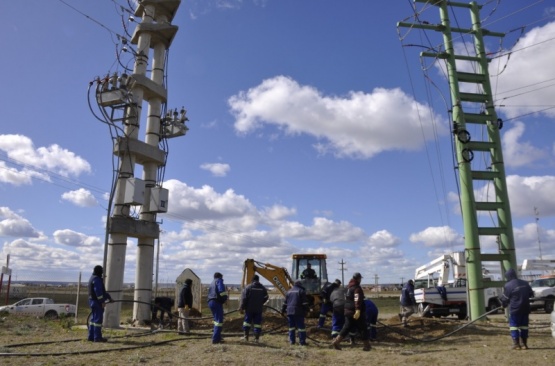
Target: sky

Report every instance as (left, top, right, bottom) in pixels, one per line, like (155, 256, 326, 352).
(1, 0, 555, 286)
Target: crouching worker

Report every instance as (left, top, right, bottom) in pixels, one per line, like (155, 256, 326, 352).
(152, 296, 175, 327)
(88, 265, 112, 342)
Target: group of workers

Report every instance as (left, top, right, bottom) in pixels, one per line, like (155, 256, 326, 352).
(88, 264, 534, 351)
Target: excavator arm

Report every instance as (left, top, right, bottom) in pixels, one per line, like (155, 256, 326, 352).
(242, 259, 294, 296)
(242, 258, 324, 318)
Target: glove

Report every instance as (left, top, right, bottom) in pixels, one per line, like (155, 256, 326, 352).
(184, 305, 190, 311)
(239, 309, 245, 315)
(353, 310, 360, 320)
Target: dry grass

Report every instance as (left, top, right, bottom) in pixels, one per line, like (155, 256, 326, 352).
(0, 308, 554, 366)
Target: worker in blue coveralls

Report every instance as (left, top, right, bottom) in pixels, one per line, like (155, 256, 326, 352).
(364, 298, 379, 341)
(88, 265, 112, 342)
(207, 272, 228, 344)
(500, 268, 534, 350)
(330, 284, 346, 339)
(240, 274, 269, 343)
(281, 279, 310, 346)
(399, 279, 416, 327)
(318, 279, 341, 328)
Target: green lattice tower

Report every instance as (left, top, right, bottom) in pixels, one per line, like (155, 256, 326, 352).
(398, 0, 517, 320)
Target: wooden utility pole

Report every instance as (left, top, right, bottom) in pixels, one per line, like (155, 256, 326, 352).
(338, 259, 347, 286)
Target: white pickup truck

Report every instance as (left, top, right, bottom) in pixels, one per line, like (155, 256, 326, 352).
(0, 297, 76, 319)
(529, 276, 555, 313)
(414, 278, 501, 319)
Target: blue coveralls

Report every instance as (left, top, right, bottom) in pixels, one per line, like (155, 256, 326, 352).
(330, 287, 346, 338)
(318, 281, 338, 328)
(282, 283, 309, 345)
(241, 281, 269, 337)
(501, 268, 533, 344)
(88, 274, 111, 342)
(207, 277, 228, 344)
(364, 299, 379, 340)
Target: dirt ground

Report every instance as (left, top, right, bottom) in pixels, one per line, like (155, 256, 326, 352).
(0, 311, 554, 366)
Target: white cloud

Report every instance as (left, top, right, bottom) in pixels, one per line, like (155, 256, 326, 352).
(506, 175, 555, 217)
(228, 76, 446, 159)
(0, 135, 91, 185)
(262, 204, 297, 221)
(165, 179, 257, 221)
(4, 238, 79, 264)
(200, 162, 231, 177)
(275, 217, 367, 243)
(472, 175, 555, 218)
(493, 21, 555, 119)
(513, 222, 555, 261)
(409, 226, 464, 247)
(53, 229, 101, 248)
(502, 121, 546, 167)
(0, 207, 41, 238)
(61, 188, 98, 207)
(368, 230, 402, 248)
(0, 161, 49, 186)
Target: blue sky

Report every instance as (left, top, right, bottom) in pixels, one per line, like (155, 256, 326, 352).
(1, 0, 555, 285)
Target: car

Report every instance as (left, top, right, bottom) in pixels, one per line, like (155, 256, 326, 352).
(529, 276, 555, 313)
(0, 297, 76, 319)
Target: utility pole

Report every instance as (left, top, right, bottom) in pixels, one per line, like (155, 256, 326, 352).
(397, 0, 517, 320)
(338, 259, 347, 286)
(94, 0, 186, 328)
(398, 0, 517, 321)
(0, 254, 12, 305)
(535, 207, 543, 260)
(374, 274, 379, 297)
(400, 276, 404, 287)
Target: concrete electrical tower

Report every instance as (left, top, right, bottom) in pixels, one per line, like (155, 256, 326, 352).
(399, 1, 517, 320)
(93, 0, 186, 327)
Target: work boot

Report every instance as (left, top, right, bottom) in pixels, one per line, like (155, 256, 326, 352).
(402, 317, 408, 327)
(398, 313, 403, 323)
(363, 339, 371, 351)
(349, 337, 355, 345)
(512, 338, 521, 350)
(521, 338, 528, 350)
(331, 335, 343, 350)
(254, 334, 260, 344)
(242, 330, 249, 342)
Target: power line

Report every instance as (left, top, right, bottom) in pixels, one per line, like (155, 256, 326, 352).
(57, 0, 124, 40)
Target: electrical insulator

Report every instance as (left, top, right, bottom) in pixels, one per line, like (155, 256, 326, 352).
(110, 72, 118, 90)
(102, 74, 110, 91)
(119, 73, 128, 89)
(180, 108, 188, 122)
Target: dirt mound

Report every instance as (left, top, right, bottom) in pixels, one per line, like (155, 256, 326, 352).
(177, 311, 482, 344)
